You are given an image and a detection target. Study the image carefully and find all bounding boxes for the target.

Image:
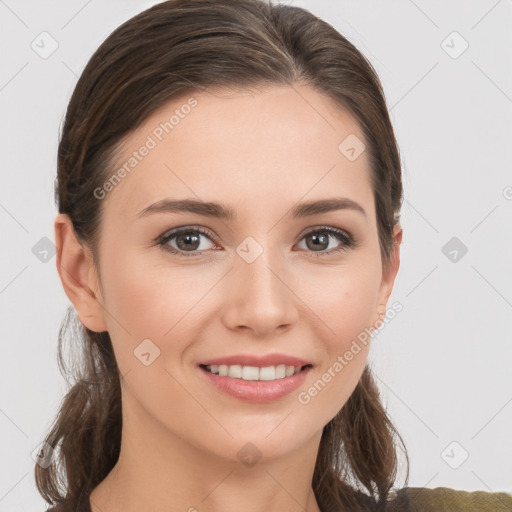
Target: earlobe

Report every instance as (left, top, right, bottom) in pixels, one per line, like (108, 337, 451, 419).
(54, 213, 108, 333)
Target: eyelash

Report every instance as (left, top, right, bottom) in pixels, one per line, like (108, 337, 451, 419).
(156, 225, 357, 258)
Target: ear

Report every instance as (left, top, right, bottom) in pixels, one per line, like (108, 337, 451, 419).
(374, 223, 402, 323)
(54, 213, 108, 333)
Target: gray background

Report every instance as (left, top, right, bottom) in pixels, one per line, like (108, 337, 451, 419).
(1, 0, 511, 510)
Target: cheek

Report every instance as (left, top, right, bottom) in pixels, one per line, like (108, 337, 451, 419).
(101, 242, 203, 326)
(99, 249, 221, 370)
(98, 252, 207, 420)
(296, 261, 380, 419)
(306, 259, 382, 344)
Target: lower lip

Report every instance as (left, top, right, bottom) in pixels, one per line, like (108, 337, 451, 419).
(198, 365, 312, 403)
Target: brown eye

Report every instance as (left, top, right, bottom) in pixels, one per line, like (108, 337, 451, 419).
(175, 231, 201, 251)
(158, 227, 216, 256)
(297, 227, 355, 257)
(304, 232, 330, 251)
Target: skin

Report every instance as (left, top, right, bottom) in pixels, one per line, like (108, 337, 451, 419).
(55, 84, 402, 512)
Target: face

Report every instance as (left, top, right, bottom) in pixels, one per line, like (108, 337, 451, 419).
(59, 84, 400, 463)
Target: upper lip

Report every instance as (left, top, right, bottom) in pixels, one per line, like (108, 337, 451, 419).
(199, 353, 311, 368)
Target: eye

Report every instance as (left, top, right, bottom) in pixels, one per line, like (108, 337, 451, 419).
(157, 227, 218, 257)
(156, 226, 356, 257)
(296, 227, 356, 257)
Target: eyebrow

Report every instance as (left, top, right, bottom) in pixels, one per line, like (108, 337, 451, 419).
(137, 197, 366, 220)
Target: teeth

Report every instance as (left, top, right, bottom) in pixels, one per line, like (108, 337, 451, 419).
(205, 364, 303, 381)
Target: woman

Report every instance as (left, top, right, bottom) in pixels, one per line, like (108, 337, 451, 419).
(36, 1, 512, 511)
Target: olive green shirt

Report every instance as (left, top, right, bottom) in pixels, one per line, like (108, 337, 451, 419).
(46, 486, 512, 511)
(385, 486, 512, 511)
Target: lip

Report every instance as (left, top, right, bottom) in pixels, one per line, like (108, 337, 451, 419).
(198, 364, 312, 403)
(198, 353, 310, 368)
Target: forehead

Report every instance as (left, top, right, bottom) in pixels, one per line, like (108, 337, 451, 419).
(101, 84, 374, 221)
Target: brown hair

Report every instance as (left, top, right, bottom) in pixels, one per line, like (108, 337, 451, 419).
(37, 1, 409, 510)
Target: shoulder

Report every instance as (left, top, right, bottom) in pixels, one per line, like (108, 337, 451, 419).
(385, 486, 512, 511)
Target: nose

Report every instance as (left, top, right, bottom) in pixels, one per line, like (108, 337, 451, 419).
(220, 247, 299, 337)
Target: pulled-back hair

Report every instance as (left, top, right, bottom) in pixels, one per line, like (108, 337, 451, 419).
(37, 1, 409, 511)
